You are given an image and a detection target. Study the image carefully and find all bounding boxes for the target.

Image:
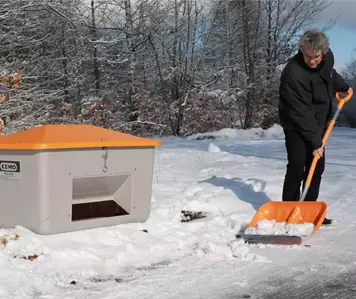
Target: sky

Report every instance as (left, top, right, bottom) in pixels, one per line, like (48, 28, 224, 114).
(318, 0, 356, 72)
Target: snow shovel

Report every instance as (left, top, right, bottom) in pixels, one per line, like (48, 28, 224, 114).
(246, 88, 354, 237)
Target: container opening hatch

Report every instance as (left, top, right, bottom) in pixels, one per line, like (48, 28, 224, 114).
(71, 174, 132, 221)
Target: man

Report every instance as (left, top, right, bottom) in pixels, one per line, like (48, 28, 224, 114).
(278, 29, 352, 224)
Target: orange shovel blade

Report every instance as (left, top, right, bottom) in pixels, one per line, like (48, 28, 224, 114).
(247, 201, 327, 235)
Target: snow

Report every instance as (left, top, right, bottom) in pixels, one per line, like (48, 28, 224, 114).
(187, 123, 284, 140)
(207, 142, 221, 152)
(244, 219, 315, 236)
(1, 124, 356, 297)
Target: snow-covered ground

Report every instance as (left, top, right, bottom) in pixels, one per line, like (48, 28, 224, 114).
(1, 124, 356, 298)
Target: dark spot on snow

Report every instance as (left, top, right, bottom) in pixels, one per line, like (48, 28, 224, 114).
(13, 254, 40, 261)
(243, 295, 251, 298)
(142, 229, 148, 233)
(87, 260, 172, 286)
(70, 281, 76, 285)
(91, 277, 105, 283)
(181, 210, 207, 222)
(90, 275, 123, 283)
(136, 259, 171, 271)
(194, 135, 220, 140)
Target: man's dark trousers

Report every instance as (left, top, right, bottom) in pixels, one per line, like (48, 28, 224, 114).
(282, 129, 325, 201)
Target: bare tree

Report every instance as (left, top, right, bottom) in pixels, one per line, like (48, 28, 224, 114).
(0, 0, 335, 136)
(208, 0, 333, 129)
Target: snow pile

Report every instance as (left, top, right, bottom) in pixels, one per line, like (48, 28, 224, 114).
(208, 143, 221, 152)
(245, 219, 315, 236)
(195, 239, 267, 261)
(186, 124, 284, 140)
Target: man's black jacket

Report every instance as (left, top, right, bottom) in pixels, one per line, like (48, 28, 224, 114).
(279, 49, 349, 150)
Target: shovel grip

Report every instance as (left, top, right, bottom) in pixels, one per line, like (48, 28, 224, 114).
(336, 88, 353, 104)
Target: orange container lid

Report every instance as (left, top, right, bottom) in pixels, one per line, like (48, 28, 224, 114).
(0, 124, 161, 150)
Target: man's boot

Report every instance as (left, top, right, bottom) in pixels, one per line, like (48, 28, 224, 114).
(322, 217, 333, 225)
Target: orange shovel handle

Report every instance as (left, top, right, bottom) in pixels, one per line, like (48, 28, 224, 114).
(336, 88, 353, 104)
(304, 88, 353, 189)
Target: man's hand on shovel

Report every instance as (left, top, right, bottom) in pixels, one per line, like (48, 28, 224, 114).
(313, 147, 324, 157)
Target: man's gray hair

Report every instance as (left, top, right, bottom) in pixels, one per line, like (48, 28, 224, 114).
(299, 29, 329, 54)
